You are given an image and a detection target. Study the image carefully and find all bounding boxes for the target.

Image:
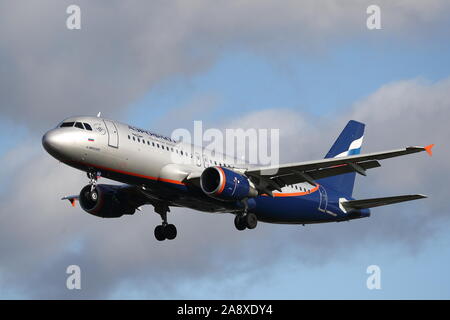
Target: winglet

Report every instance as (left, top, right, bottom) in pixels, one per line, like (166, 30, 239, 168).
(424, 144, 435, 156)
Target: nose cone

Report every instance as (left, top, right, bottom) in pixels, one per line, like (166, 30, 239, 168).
(42, 129, 69, 159)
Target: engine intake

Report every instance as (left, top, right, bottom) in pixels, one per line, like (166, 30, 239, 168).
(79, 184, 136, 218)
(200, 167, 257, 201)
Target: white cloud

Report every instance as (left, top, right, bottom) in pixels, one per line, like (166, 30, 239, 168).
(0, 76, 448, 298)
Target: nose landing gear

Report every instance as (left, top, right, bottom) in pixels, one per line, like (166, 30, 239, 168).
(154, 204, 177, 241)
(86, 170, 101, 201)
(87, 170, 100, 190)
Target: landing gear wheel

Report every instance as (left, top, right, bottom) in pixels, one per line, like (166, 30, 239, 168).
(245, 213, 258, 229)
(153, 203, 177, 241)
(234, 215, 246, 231)
(164, 224, 177, 240)
(90, 190, 98, 201)
(154, 225, 166, 241)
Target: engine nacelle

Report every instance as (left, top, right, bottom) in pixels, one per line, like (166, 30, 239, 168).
(79, 184, 136, 218)
(200, 167, 257, 201)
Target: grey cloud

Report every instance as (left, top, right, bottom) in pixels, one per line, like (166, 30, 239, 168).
(1, 0, 450, 130)
(1, 0, 450, 298)
(0, 76, 448, 298)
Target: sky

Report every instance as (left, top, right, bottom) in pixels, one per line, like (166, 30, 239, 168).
(0, 0, 450, 299)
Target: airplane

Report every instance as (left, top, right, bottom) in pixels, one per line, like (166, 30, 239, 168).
(42, 116, 434, 241)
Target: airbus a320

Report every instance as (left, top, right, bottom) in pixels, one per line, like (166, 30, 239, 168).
(42, 116, 433, 241)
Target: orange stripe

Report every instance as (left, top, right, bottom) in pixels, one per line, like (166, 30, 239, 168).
(159, 178, 185, 185)
(78, 161, 318, 197)
(216, 167, 226, 195)
(330, 164, 347, 168)
(80, 162, 186, 185)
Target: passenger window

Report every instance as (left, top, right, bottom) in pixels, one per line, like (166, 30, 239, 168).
(128, 135, 130, 140)
(152, 142, 155, 147)
(133, 137, 136, 141)
(60, 122, 75, 128)
(84, 123, 93, 131)
(74, 122, 84, 129)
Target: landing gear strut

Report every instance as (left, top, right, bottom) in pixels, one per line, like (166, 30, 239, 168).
(234, 198, 258, 231)
(87, 170, 100, 200)
(154, 204, 177, 241)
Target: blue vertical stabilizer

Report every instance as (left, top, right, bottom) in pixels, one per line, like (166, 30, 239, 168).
(319, 120, 365, 197)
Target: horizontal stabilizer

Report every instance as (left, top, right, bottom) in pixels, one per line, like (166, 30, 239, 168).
(342, 194, 427, 210)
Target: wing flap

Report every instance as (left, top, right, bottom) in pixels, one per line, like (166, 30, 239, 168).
(270, 160, 381, 187)
(250, 146, 428, 177)
(245, 145, 432, 190)
(342, 194, 427, 210)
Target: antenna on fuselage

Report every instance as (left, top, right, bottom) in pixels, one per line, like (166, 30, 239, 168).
(97, 112, 102, 118)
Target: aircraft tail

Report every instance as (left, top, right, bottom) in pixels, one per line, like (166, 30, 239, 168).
(318, 120, 365, 197)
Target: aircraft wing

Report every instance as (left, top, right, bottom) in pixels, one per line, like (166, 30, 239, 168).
(61, 184, 174, 208)
(61, 195, 79, 207)
(341, 194, 427, 210)
(245, 145, 434, 194)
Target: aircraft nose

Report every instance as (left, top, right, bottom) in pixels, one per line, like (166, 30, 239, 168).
(42, 129, 66, 158)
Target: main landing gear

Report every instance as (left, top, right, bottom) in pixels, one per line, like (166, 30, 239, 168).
(234, 198, 258, 231)
(154, 204, 177, 241)
(234, 213, 258, 230)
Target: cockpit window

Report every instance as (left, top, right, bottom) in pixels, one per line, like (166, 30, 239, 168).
(60, 121, 93, 131)
(60, 122, 75, 128)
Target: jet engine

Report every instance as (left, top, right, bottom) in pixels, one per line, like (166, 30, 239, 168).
(200, 167, 258, 201)
(79, 184, 137, 218)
